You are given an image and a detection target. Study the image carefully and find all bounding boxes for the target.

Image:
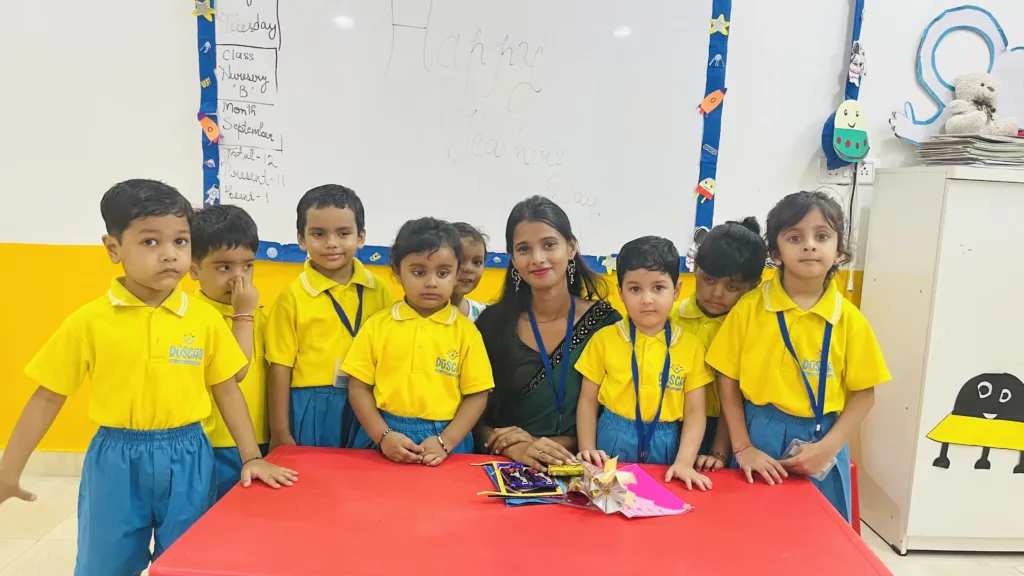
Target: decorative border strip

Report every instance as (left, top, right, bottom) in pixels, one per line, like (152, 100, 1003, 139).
(694, 0, 732, 237)
(195, 2, 706, 274)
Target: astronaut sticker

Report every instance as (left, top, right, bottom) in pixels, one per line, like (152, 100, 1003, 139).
(927, 373, 1024, 474)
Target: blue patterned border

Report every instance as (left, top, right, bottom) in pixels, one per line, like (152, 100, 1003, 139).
(694, 0, 732, 236)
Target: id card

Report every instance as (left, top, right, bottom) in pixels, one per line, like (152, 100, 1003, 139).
(782, 438, 837, 481)
(333, 359, 350, 389)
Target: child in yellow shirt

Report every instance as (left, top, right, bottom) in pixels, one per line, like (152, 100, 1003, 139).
(190, 205, 270, 500)
(344, 218, 494, 464)
(576, 236, 714, 490)
(672, 217, 766, 471)
(0, 180, 295, 576)
(707, 191, 891, 523)
(266, 185, 392, 450)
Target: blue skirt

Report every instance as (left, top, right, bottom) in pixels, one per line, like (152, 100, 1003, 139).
(351, 411, 474, 454)
(596, 410, 681, 465)
(741, 400, 852, 523)
(76, 423, 213, 576)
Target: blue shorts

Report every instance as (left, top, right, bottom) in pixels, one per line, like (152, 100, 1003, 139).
(75, 423, 214, 576)
(351, 411, 474, 454)
(741, 400, 852, 523)
(213, 444, 269, 501)
(596, 410, 681, 465)
(290, 385, 352, 448)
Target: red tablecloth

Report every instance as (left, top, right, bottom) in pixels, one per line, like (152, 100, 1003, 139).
(151, 447, 890, 576)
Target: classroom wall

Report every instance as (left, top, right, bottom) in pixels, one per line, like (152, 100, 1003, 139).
(0, 240, 861, 452)
(7, 0, 1018, 452)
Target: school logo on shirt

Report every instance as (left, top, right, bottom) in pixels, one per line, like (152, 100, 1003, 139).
(667, 364, 686, 391)
(169, 333, 205, 366)
(435, 349, 460, 378)
(801, 350, 835, 379)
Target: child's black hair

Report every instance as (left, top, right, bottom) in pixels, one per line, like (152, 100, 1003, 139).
(695, 216, 768, 285)
(191, 205, 260, 263)
(615, 236, 680, 288)
(765, 191, 851, 281)
(296, 184, 365, 234)
(390, 217, 463, 270)
(100, 179, 193, 241)
(452, 222, 489, 253)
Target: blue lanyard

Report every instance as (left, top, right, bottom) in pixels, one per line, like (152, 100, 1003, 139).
(630, 321, 673, 462)
(776, 312, 833, 440)
(324, 285, 364, 338)
(528, 297, 575, 415)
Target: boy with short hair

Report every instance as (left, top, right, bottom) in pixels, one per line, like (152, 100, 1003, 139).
(0, 180, 296, 576)
(673, 217, 767, 471)
(190, 204, 270, 500)
(575, 236, 714, 490)
(266, 184, 392, 450)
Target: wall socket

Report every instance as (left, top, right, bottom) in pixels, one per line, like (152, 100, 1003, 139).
(818, 157, 877, 185)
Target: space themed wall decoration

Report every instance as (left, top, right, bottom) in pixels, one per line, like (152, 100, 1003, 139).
(821, 0, 869, 170)
(927, 373, 1024, 474)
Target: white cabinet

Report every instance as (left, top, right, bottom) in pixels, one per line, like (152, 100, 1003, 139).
(859, 167, 1024, 553)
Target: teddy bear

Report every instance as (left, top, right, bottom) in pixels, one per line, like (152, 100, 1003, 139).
(944, 73, 1019, 136)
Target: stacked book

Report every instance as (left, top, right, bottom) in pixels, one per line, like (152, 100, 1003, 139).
(916, 134, 1024, 168)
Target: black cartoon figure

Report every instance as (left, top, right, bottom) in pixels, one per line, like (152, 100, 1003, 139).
(685, 227, 709, 272)
(927, 373, 1024, 473)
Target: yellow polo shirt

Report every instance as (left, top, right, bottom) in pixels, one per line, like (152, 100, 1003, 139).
(341, 302, 494, 421)
(195, 291, 270, 447)
(706, 279, 891, 418)
(25, 278, 247, 430)
(576, 319, 713, 422)
(265, 259, 392, 388)
(671, 295, 726, 418)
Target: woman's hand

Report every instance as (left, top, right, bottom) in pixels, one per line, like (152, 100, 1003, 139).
(735, 446, 788, 486)
(486, 426, 535, 454)
(503, 437, 576, 471)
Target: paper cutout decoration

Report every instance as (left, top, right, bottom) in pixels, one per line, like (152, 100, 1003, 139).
(709, 54, 723, 67)
(201, 41, 211, 54)
(265, 246, 279, 259)
(193, 0, 216, 22)
(832, 101, 870, 163)
(685, 226, 709, 272)
(616, 464, 693, 518)
(890, 6, 1024, 146)
(928, 373, 1024, 474)
(204, 185, 220, 206)
(849, 41, 866, 87)
(474, 462, 565, 499)
(198, 113, 221, 144)
(709, 15, 730, 36)
(566, 458, 633, 514)
(599, 256, 616, 274)
(204, 159, 216, 168)
(369, 252, 382, 262)
(698, 89, 727, 117)
(695, 178, 716, 203)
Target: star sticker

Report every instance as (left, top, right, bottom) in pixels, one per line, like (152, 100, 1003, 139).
(193, 0, 216, 22)
(710, 15, 730, 36)
(600, 255, 616, 273)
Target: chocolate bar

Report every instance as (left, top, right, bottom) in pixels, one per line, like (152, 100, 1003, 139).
(523, 468, 558, 490)
(547, 462, 584, 477)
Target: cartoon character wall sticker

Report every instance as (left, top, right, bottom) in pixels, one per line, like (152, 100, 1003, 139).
(927, 373, 1024, 474)
(889, 5, 1024, 145)
(685, 227, 709, 272)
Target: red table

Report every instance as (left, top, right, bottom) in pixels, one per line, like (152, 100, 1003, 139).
(152, 447, 890, 576)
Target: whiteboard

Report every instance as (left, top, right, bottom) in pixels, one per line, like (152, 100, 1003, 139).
(213, 0, 709, 257)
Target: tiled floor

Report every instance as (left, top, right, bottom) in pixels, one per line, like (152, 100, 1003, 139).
(0, 476, 1021, 575)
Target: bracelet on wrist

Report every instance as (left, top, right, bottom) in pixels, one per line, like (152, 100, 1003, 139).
(230, 313, 255, 322)
(242, 455, 263, 465)
(733, 445, 752, 458)
(709, 450, 729, 464)
(379, 428, 392, 445)
(436, 434, 451, 454)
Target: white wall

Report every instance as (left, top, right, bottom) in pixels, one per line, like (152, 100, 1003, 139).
(1, 1, 1020, 251)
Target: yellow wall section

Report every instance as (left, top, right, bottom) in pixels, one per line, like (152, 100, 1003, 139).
(0, 243, 863, 452)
